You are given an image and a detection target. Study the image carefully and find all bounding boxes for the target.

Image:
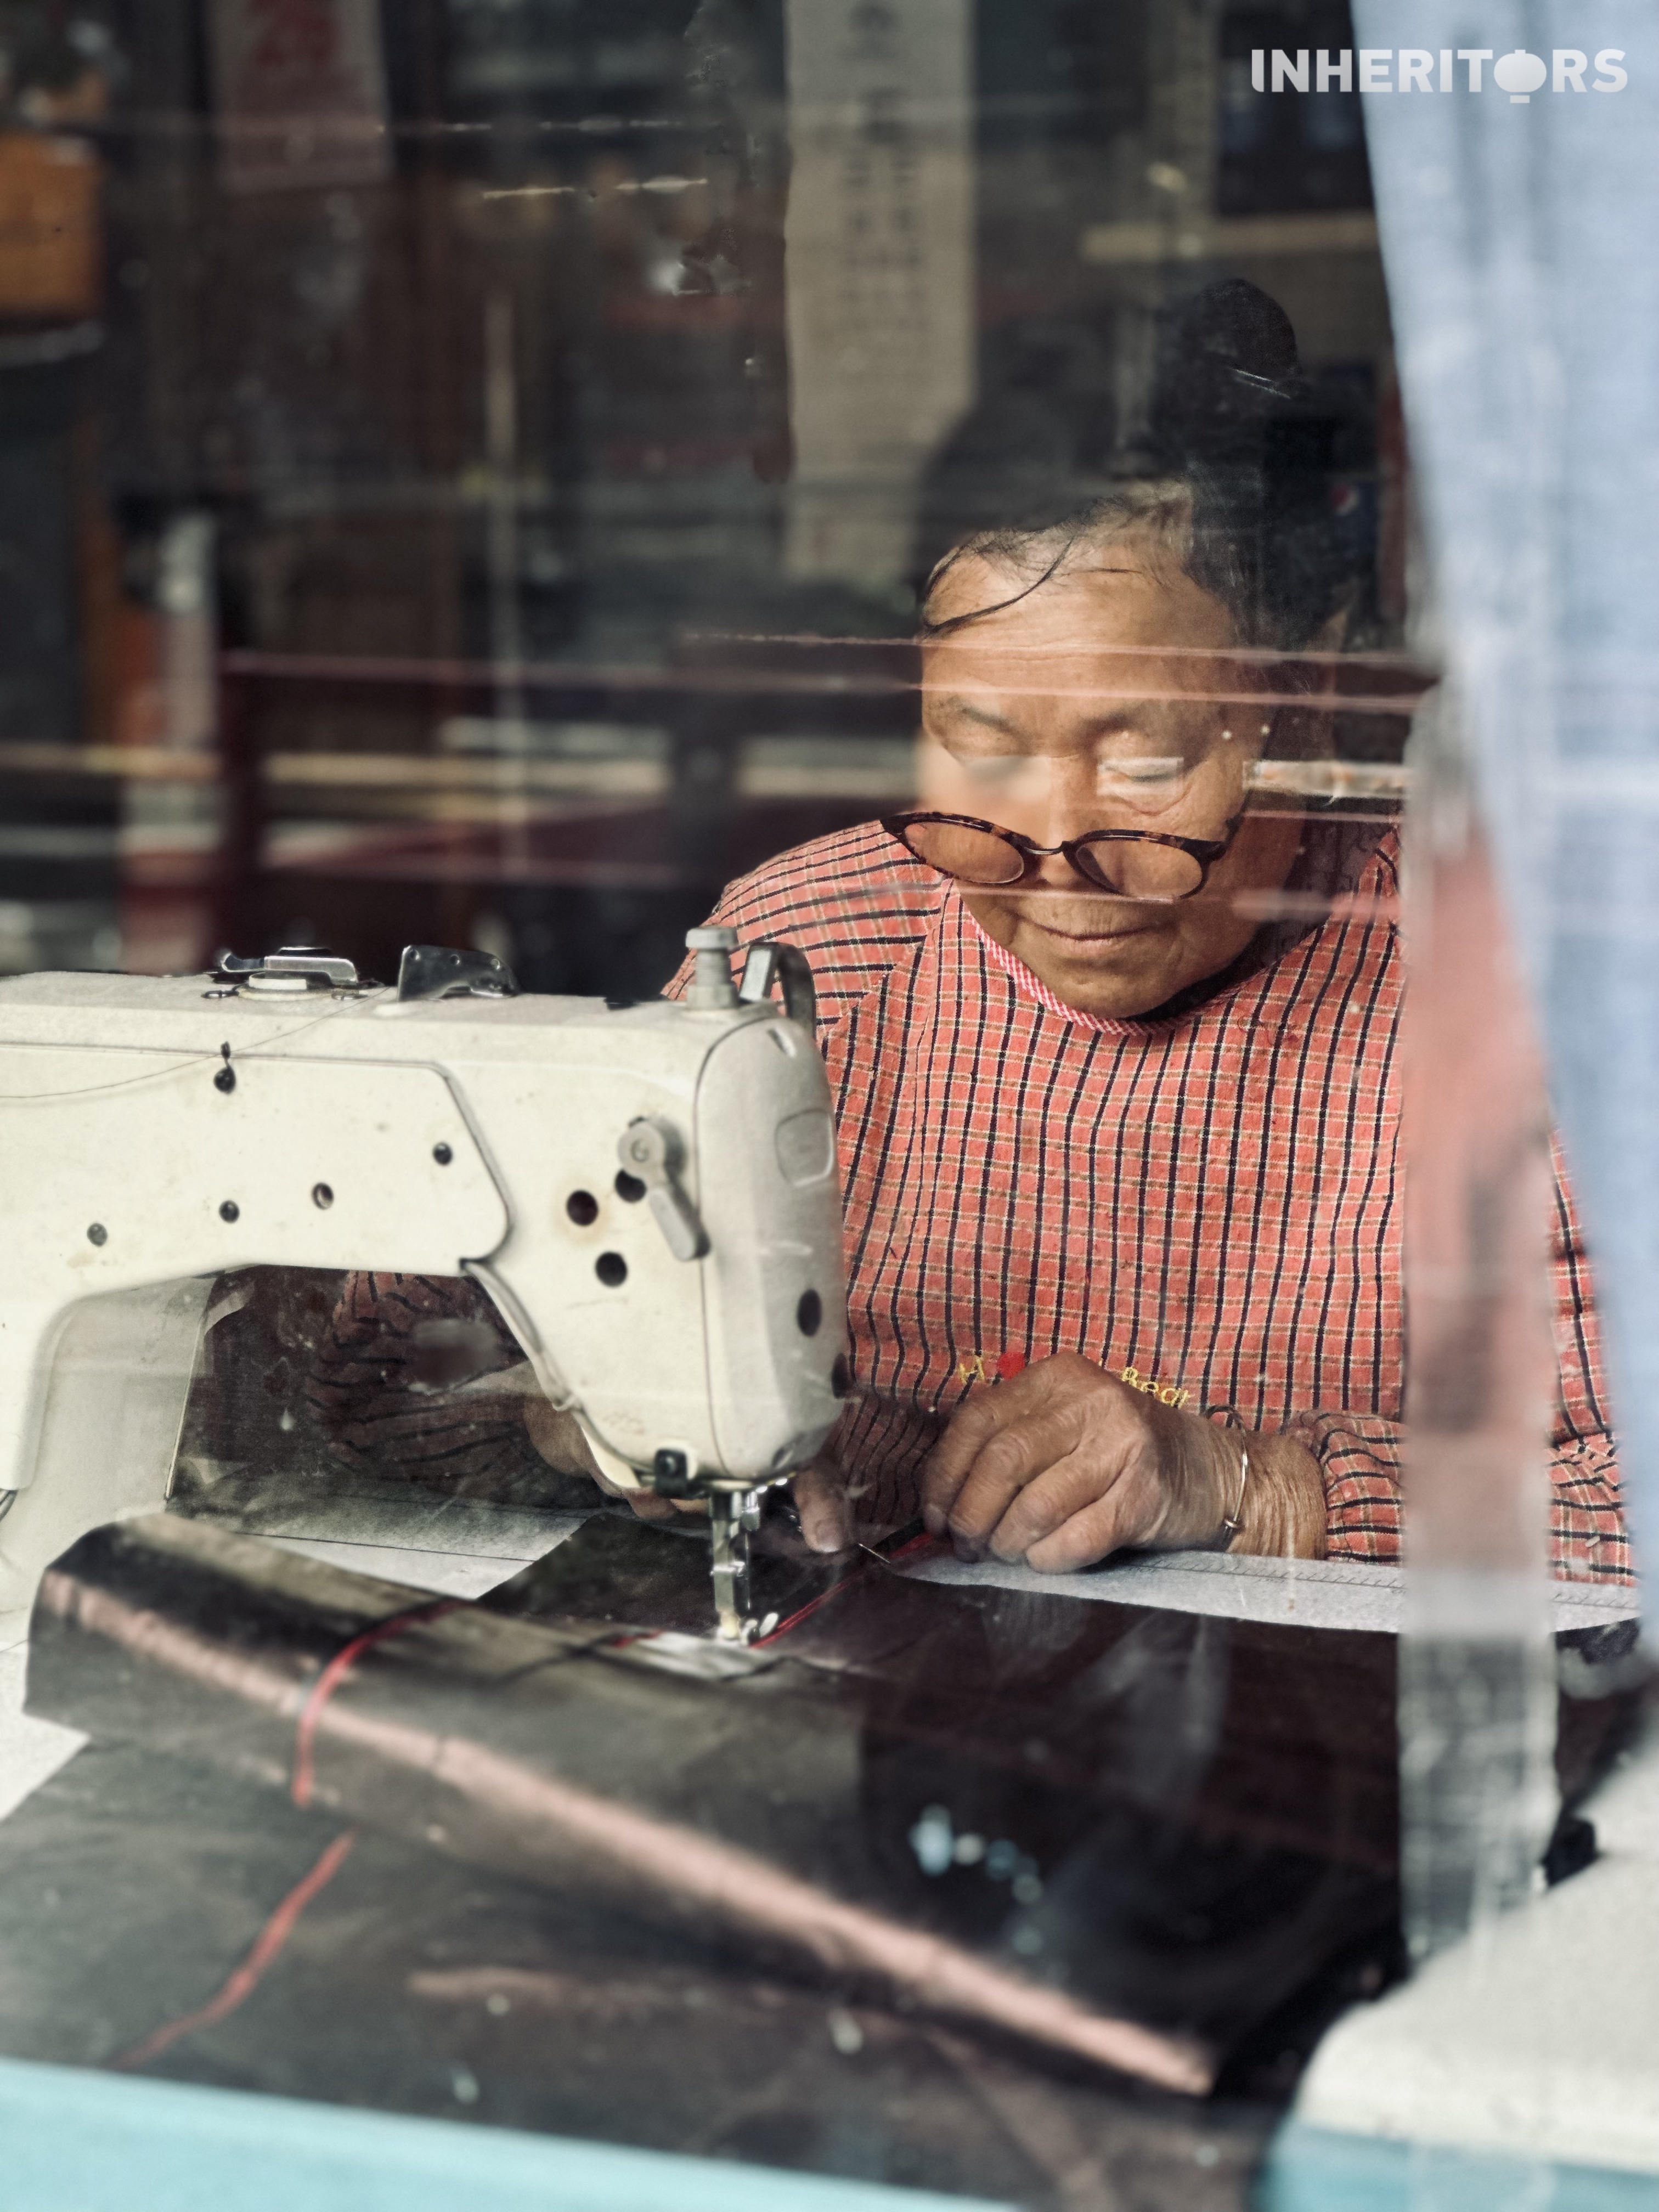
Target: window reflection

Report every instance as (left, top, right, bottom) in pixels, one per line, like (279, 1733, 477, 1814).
(0, 2, 1642, 2202)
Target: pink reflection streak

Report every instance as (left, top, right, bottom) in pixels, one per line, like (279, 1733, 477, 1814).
(970, 888, 1400, 923)
(36, 1569, 1214, 2096)
(220, 646, 1433, 719)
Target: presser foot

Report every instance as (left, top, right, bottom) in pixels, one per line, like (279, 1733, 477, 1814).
(708, 1488, 766, 1643)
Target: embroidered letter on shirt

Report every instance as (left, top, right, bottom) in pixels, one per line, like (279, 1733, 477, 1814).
(1120, 1364, 1192, 1409)
(955, 1351, 1029, 1388)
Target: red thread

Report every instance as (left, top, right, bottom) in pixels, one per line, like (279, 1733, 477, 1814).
(290, 1599, 460, 1809)
(756, 1528, 940, 1647)
(110, 1828, 358, 2073)
(883, 1531, 939, 1565)
(755, 1563, 866, 1646)
(111, 1600, 460, 2073)
(995, 1351, 1028, 1380)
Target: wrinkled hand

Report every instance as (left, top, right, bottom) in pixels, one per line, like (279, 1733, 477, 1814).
(788, 1454, 855, 1553)
(921, 1352, 1323, 1570)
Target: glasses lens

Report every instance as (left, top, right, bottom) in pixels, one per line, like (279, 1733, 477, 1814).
(1075, 836, 1206, 900)
(902, 819, 1027, 885)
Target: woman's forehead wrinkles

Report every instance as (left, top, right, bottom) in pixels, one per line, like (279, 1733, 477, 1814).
(928, 623, 1197, 656)
(929, 695, 1022, 733)
(926, 544, 1235, 646)
(1065, 558, 1164, 584)
(926, 640, 1238, 690)
(927, 686, 1193, 729)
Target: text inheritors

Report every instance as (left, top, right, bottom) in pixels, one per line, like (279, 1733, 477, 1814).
(1249, 48, 1627, 100)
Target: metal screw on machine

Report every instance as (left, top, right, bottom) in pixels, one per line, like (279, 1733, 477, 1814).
(684, 926, 741, 1009)
(650, 1448, 697, 1498)
(684, 927, 818, 1034)
(618, 1118, 708, 1261)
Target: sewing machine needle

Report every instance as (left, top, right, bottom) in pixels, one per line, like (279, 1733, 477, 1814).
(710, 1489, 758, 1642)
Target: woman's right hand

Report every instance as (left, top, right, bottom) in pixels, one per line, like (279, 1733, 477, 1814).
(789, 1454, 855, 1552)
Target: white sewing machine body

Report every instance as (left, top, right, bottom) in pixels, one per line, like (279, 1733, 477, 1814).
(0, 947, 848, 1638)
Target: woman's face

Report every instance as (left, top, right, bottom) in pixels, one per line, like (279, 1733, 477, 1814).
(918, 542, 1304, 1021)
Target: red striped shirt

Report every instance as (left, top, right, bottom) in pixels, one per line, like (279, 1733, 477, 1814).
(683, 819, 1627, 1583)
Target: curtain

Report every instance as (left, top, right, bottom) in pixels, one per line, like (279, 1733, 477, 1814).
(1355, 2, 1659, 1605)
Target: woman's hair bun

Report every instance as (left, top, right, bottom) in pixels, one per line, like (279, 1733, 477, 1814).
(913, 278, 1374, 647)
(1147, 279, 1370, 645)
(1147, 278, 1310, 469)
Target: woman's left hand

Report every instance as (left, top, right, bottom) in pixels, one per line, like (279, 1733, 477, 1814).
(918, 1352, 1324, 1568)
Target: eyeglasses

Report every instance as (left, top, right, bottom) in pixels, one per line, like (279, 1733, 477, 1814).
(881, 810, 1242, 901)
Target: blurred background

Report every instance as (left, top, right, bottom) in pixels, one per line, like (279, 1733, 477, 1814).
(0, 0, 1402, 1001)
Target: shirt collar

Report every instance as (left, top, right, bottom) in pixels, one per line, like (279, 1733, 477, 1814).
(955, 896, 1144, 1037)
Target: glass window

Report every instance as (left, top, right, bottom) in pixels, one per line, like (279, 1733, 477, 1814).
(0, 5, 1647, 2207)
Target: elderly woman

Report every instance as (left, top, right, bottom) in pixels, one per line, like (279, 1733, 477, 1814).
(664, 282, 1624, 1582)
(310, 284, 1626, 1583)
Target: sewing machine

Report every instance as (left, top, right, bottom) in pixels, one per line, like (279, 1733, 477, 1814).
(0, 931, 847, 1643)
